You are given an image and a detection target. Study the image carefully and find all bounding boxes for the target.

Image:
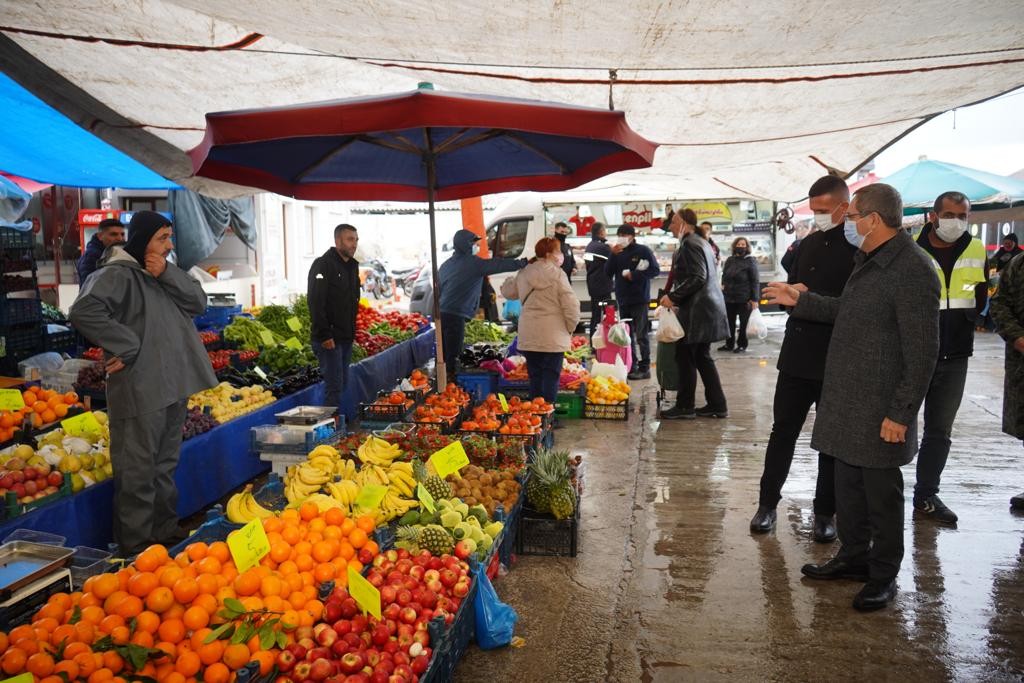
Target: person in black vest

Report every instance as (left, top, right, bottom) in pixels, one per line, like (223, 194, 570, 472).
(584, 222, 613, 340)
(750, 176, 857, 542)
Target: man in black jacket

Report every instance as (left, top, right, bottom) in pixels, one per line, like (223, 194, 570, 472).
(308, 224, 360, 412)
(912, 192, 988, 525)
(750, 176, 857, 541)
(553, 221, 576, 281)
(584, 222, 613, 339)
(77, 218, 125, 283)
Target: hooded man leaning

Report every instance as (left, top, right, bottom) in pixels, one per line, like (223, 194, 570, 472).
(70, 211, 217, 556)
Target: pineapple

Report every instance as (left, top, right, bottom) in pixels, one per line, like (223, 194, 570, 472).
(418, 524, 454, 556)
(527, 448, 577, 519)
(414, 459, 453, 501)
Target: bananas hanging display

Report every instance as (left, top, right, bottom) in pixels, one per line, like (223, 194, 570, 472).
(226, 484, 276, 524)
(283, 438, 420, 524)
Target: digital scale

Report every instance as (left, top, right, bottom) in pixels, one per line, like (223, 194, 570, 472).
(0, 541, 74, 630)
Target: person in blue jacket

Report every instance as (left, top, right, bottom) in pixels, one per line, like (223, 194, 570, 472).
(77, 218, 126, 283)
(438, 229, 527, 373)
(606, 224, 661, 379)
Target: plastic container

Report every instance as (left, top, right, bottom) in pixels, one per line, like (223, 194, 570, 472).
(0, 297, 42, 327)
(193, 304, 242, 330)
(250, 424, 345, 455)
(554, 392, 584, 419)
(68, 545, 113, 589)
(455, 371, 497, 405)
(0, 227, 34, 250)
(516, 501, 580, 557)
(41, 359, 99, 395)
(275, 405, 338, 426)
(583, 399, 629, 421)
(2, 529, 67, 546)
(252, 472, 287, 511)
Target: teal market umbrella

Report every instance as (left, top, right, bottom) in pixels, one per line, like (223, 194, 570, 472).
(883, 159, 1024, 214)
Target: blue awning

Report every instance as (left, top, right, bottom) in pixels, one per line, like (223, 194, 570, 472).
(0, 72, 179, 190)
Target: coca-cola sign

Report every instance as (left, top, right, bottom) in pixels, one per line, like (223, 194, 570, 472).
(78, 209, 121, 226)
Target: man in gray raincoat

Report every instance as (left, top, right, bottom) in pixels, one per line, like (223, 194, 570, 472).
(71, 211, 216, 555)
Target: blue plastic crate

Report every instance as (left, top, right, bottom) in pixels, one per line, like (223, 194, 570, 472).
(167, 505, 242, 556)
(421, 565, 480, 683)
(193, 304, 242, 330)
(456, 371, 497, 404)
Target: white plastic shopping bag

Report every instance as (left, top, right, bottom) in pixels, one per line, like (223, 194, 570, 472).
(747, 308, 768, 340)
(591, 329, 607, 350)
(607, 321, 631, 347)
(591, 355, 629, 383)
(655, 306, 685, 343)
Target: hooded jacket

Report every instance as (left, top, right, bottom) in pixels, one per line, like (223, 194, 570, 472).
(439, 230, 527, 319)
(584, 237, 614, 299)
(69, 246, 217, 419)
(76, 234, 107, 284)
(307, 247, 360, 344)
(500, 259, 580, 352)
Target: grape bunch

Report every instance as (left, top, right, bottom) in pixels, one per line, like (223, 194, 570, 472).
(183, 407, 219, 440)
(75, 363, 106, 393)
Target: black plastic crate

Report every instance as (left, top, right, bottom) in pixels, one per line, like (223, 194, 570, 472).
(44, 329, 78, 354)
(1, 324, 43, 357)
(516, 501, 580, 557)
(359, 399, 412, 423)
(0, 571, 72, 631)
(583, 399, 629, 421)
(0, 297, 42, 327)
(0, 227, 34, 250)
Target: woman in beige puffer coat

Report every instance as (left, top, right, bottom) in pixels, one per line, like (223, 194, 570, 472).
(501, 237, 581, 402)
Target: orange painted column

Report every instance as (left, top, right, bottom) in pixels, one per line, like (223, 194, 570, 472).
(460, 197, 487, 257)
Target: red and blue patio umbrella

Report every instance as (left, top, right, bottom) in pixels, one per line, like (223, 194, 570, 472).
(189, 86, 658, 384)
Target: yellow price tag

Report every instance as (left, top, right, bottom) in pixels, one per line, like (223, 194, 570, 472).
(428, 441, 469, 479)
(286, 316, 302, 332)
(1, 673, 34, 683)
(347, 565, 381, 619)
(227, 518, 271, 573)
(259, 330, 276, 346)
(61, 412, 102, 437)
(355, 484, 388, 510)
(498, 393, 509, 412)
(0, 389, 26, 411)
(416, 484, 436, 513)
(284, 337, 303, 350)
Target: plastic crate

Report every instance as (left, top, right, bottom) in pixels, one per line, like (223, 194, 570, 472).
(252, 472, 288, 511)
(0, 297, 42, 327)
(167, 505, 242, 556)
(583, 399, 629, 421)
(455, 371, 497, 404)
(44, 329, 78, 355)
(193, 304, 242, 330)
(0, 227, 34, 250)
(359, 399, 412, 424)
(69, 546, 114, 589)
(4, 473, 72, 519)
(516, 500, 580, 557)
(1, 324, 43, 356)
(555, 392, 584, 419)
(251, 423, 345, 456)
(0, 570, 72, 632)
(421, 567, 480, 683)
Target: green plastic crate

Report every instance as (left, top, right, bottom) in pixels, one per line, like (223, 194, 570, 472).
(555, 392, 584, 419)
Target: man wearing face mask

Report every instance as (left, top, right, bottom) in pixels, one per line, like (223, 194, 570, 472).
(607, 224, 661, 380)
(765, 183, 940, 611)
(553, 221, 576, 281)
(911, 191, 988, 525)
(584, 222, 614, 340)
(750, 176, 857, 540)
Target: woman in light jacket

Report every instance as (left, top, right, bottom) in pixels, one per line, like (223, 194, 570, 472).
(501, 237, 581, 403)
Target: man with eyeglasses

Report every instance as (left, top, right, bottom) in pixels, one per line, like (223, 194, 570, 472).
(765, 183, 939, 611)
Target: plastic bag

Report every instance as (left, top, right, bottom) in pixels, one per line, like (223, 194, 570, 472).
(590, 355, 629, 383)
(607, 321, 631, 347)
(747, 308, 768, 340)
(591, 329, 606, 350)
(654, 306, 685, 343)
(474, 564, 518, 649)
(502, 299, 521, 320)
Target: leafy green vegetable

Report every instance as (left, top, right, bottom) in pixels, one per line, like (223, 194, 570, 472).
(224, 317, 283, 350)
(465, 319, 512, 344)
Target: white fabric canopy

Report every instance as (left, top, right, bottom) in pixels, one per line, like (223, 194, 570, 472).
(1, 0, 1021, 201)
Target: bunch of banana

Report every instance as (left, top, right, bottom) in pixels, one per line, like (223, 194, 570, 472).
(355, 463, 391, 488)
(386, 461, 417, 498)
(357, 437, 403, 466)
(284, 461, 333, 504)
(377, 491, 419, 521)
(303, 492, 345, 513)
(326, 479, 361, 508)
(226, 485, 275, 524)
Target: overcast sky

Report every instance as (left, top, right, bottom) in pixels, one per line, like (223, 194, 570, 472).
(872, 86, 1024, 177)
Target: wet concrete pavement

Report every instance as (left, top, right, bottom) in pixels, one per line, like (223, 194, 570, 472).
(455, 320, 1024, 682)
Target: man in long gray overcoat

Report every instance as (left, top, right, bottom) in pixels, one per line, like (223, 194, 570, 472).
(765, 183, 940, 612)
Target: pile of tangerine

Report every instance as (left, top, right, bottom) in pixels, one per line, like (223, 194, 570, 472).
(0, 387, 83, 442)
(0, 503, 379, 683)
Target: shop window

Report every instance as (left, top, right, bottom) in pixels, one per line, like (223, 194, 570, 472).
(487, 218, 530, 259)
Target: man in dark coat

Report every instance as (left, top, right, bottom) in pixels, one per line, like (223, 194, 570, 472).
(659, 209, 729, 419)
(993, 234, 1022, 273)
(765, 183, 940, 612)
(989, 251, 1024, 509)
(553, 221, 576, 282)
(308, 224, 361, 413)
(584, 222, 613, 339)
(76, 218, 125, 283)
(750, 176, 856, 541)
(607, 224, 661, 379)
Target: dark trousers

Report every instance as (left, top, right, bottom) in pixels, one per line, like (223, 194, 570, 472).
(834, 460, 905, 582)
(914, 357, 969, 501)
(620, 302, 651, 371)
(724, 302, 752, 349)
(440, 313, 467, 374)
(675, 342, 727, 411)
(758, 371, 835, 516)
(524, 351, 563, 403)
(589, 295, 611, 340)
(314, 341, 353, 412)
(109, 400, 188, 555)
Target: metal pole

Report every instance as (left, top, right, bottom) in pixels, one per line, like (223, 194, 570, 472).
(425, 129, 446, 389)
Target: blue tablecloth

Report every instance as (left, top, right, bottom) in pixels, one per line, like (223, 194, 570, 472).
(0, 330, 434, 549)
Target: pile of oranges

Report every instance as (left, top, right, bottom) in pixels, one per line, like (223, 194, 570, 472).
(0, 503, 379, 683)
(0, 387, 83, 442)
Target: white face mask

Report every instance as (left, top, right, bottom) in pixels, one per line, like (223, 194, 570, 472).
(935, 218, 967, 243)
(472, 244, 481, 255)
(813, 213, 835, 231)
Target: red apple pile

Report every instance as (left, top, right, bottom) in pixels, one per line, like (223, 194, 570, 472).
(274, 548, 473, 683)
(0, 459, 63, 504)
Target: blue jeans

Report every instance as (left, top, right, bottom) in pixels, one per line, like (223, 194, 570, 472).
(524, 351, 562, 403)
(314, 341, 353, 412)
(914, 356, 969, 501)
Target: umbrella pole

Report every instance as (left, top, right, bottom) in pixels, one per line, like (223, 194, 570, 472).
(425, 133, 446, 389)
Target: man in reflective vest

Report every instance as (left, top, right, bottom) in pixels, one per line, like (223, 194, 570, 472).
(913, 191, 988, 524)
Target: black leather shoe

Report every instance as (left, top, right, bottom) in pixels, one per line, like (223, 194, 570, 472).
(627, 370, 651, 380)
(733, 347, 747, 354)
(661, 406, 696, 420)
(853, 579, 897, 612)
(695, 405, 729, 418)
(749, 506, 776, 533)
(1012, 492, 1024, 510)
(801, 557, 870, 581)
(813, 514, 837, 543)
(717, 344, 733, 352)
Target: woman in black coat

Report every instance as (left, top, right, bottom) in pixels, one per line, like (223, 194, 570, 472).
(719, 237, 761, 352)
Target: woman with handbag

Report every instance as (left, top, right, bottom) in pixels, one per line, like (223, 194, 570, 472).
(501, 237, 581, 404)
(659, 210, 730, 419)
(719, 237, 761, 352)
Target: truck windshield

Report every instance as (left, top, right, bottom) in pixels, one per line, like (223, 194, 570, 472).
(487, 218, 531, 259)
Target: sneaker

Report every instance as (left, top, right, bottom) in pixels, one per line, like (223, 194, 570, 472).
(660, 406, 696, 420)
(695, 405, 729, 418)
(733, 347, 747, 354)
(717, 344, 734, 352)
(913, 495, 958, 525)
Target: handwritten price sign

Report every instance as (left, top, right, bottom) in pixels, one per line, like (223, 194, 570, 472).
(355, 484, 388, 510)
(347, 565, 381, 619)
(498, 393, 509, 412)
(284, 337, 303, 350)
(259, 330, 276, 347)
(227, 519, 271, 573)
(0, 389, 26, 411)
(61, 412, 102, 438)
(286, 317, 302, 332)
(416, 484, 436, 513)
(428, 441, 469, 479)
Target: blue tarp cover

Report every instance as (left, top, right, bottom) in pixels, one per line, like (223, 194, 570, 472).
(0, 73, 178, 190)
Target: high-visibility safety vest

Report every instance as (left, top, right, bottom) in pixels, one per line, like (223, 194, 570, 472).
(926, 237, 986, 310)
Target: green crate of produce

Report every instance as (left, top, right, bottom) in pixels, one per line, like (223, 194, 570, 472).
(554, 392, 584, 419)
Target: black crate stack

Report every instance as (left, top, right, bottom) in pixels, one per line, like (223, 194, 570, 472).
(0, 227, 44, 376)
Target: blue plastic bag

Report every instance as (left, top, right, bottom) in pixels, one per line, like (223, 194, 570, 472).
(474, 564, 518, 649)
(503, 299, 521, 320)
